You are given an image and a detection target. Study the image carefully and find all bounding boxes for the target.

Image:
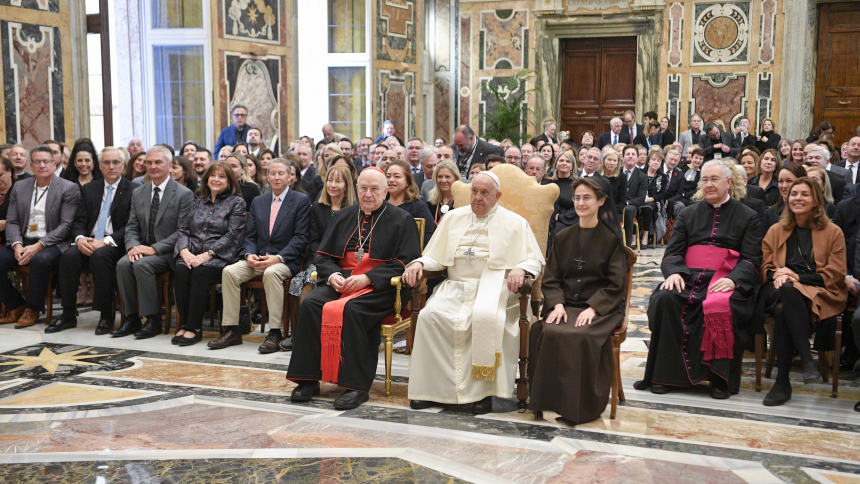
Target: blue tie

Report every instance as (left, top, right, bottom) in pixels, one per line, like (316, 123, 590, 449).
(612, 134, 617, 145)
(95, 185, 114, 239)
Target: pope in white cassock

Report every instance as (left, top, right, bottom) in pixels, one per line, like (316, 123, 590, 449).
(403, 171, 545, 414)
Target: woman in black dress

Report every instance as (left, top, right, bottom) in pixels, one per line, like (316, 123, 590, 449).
(639, 149, 667, 246)
(225, 153, 262, 210)
(385, 161, 435, 246)
(762, 162, 807, 229)
(599, 148, 627, 212)
(63, 139, 103, 187)
(170, 155, 199, 192)
(756, 118, 782, 153)
(659, 117, 676, 148)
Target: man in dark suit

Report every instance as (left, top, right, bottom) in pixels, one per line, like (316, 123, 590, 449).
(833, 192, 860, 374)
(597, 117, 631, 150)
(114, 146, 194, 338)
(452, 124, 500, 176)
(50, 148, 140, 334)
(699, 122, 741, 161)
(295, 142, 322, 202)
(216, 158, 311, 352)
(0, 146, 80, 328)
(806, 144, 847, 203)
(622, 110, 645, 142)
(619, 146, 648, 246)
(632, 121, 662, 150)
(214, 104, 255, 155)
(733, 117, 757, 149)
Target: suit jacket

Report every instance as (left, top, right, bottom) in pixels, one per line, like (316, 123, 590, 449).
(740, 196, 766, 241)
(825, 166, 847, 204)
(420, 179, 434, 201)
(622, 167, 648, 207)
(6, 174, 80, 253)
(596, 131, 631, 150)
(213, 124, 255, 155)
(242, 189, 312, 275)
(678, 129, 703, 157)
(71, 178, 139, 250)
(699, 131, 740, 161)
(734, 132, 757, 148)
(454, 139, 501, 174)
(413, 171, 425, 188)
(301, 165, 323, 203)
(744, 183, 767, 205)
(664, 167, 684, 202)
(834, 193, 860, 276)
(622, 123, 644, 142)
(125, 178, 194, 255)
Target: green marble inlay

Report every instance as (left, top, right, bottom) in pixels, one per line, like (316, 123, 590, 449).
(0, 457, 469, 483)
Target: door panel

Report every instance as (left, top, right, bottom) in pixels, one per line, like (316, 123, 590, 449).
(560, 37, 637, 142)
(815, 3, 860, 147)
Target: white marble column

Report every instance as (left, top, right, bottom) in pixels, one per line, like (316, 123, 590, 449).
(112, 0, 146, 146)
(69, 0, 90, 140)
(778, 0, 817, 141)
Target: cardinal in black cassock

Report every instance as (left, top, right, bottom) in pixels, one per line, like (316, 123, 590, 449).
(636, 181, 761, 398)
(287, 168, 421, 409)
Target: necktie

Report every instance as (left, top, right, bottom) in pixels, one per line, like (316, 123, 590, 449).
(147, 187, 160, 246)
(95, 185, 114, 239)
(269, 195, 280, 235)
(851, 164, 857, 184)
(612, 134, 617, 145)
(626, 169, 632, 181)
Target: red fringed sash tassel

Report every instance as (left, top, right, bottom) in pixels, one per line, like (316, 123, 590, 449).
(684, 245, 740, 361)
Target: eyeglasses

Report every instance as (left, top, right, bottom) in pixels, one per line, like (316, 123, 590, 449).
(232, 113, 247, 118)
(357, 186, 384, 194)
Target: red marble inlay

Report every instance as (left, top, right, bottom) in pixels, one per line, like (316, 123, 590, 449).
(459, 14, 471, 126)
(11, 24, 54, 148)
(691, 75, 747, 130)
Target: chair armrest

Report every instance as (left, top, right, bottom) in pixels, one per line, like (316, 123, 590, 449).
(311, 271, 318, 283)
(518, 279, 532, 298)
(390, 276, 401, 289)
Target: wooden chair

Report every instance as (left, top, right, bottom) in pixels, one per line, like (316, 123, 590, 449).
(409, 164, 559, 408)
(754, 314, 843, 398)
(156, 271, 174, 334)
(611, 246, 638, 419)
(239, 276, 292, 334)
(15, 266, 56, 323)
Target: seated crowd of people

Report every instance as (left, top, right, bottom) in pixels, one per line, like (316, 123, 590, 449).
(1, 103, 859, 419)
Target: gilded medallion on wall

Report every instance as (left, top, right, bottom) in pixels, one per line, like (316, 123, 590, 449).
(692, 2, 750, 65)
(223, 0, 279, 45)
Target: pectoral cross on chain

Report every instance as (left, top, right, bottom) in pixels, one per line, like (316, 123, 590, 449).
(573, 257, 585, 270)
(464, 247, 476, 263)
(355, 247, 365, 263)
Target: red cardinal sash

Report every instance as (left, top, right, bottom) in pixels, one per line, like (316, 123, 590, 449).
(320, 252, 384, 383)
(684, 245, 739, 361)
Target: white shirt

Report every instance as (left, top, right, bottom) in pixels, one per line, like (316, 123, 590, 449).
(24, 181, 51, 240)
(580, 170, 596, 177)
(151, 177, 170, 203)
(847, 161, 860, 184)
(75, 179, 121, 247)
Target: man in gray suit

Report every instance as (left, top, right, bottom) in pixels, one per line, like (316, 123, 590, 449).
(678, 114, 704, 158)
(114, 145, 194, 339)
(0, 145, 80, 328)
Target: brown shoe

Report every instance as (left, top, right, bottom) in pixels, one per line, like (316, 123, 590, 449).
(14, 309, 38, 329)
(207, 328, 243, 350)
(0, 306, 25, 324)
(258, 329, 283, 354)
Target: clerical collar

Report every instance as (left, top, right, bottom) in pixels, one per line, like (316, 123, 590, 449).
(710, 194, 732, 208)
(361, 201, 387, 217)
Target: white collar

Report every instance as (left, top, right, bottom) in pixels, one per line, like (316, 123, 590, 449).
(105, 178, 121, 191)
(152, 177, 170, 193)
(272, 188, 289, 202)
(711, 194, 732, 208)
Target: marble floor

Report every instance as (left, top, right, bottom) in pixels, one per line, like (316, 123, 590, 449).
(0, 248, 858, 483)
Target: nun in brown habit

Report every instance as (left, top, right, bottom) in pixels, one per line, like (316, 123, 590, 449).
(528, 176, 628, 424)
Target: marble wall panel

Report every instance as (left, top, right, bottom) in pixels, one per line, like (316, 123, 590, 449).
(1, 21, 63, 146)
(224, 54, 280, 149)
(457, 12, 471, 127)
(377, 0, 417, 64)
(434, 76, 451, 141)
(758, 0, 776, 64)
(691, 2, 751, 66)
(479, 9, 528, 70)
(435, 0, 451, 71)
(668, 3, 683, 67)
(756, 72, 772, 128)
(690, 73, 748, 130)
(377, 69, 416, 139)
(0, 0, 58, 12)
(667, 74, 681, 135)
(222, 0, 280, 45)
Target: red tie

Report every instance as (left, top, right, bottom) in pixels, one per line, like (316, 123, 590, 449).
(269, 196, 280, 235)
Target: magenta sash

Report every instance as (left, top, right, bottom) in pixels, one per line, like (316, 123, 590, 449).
(684, 245, 739, 361)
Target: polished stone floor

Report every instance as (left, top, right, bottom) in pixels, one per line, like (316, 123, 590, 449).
(0, 248, 858, 483)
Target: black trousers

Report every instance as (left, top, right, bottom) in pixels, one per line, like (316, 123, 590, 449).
(174, 264, 223, 331)
(772, 283, 836, 384)
(639, 204, 656, 234)
(59, 244, 125, 315)
(620, 205, 640, 242)
(0, 238, 61, 312)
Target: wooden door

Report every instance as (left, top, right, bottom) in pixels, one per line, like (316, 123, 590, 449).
(560, 37, 637, 142)
(815, 3, 860, 147)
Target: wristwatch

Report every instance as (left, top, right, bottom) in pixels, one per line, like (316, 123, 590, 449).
(207, 250, 216, 257)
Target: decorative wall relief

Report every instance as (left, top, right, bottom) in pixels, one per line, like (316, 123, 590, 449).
(566, 0, 629, 10)
(667, 74, 681, 135)
(668, 3, 683, 67)
(689, 73, 748, 130)
(434, 76, 451, 142)
(478, 76, 527, 138)
(692, 2, 750, 65)
(224, 55, 280, 148)
(458, 12, 471, 127)
(759, 0, 776, 64)
(377, 69, 416, 139)
(756, 71, 772, 126)
(223, 0, 279, 44)
(0, 0, 58, 12)
(377, 0, 417, 64)
(1, 21, 64, 146)
(479, 9, 528, 70)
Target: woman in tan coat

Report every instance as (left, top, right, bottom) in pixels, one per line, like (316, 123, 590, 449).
(760, 177, 847, 407)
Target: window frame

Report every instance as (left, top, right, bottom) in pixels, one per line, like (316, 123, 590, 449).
(139, 0, 213, 149)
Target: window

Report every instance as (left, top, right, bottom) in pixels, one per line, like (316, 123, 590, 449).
(329, 67, 367, 141)
(86, 33, 106, 149)
(329, 0, 365, 53)
(142, 0, 212, 149)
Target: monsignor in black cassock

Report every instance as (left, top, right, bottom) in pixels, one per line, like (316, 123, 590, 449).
(286, 201, 421, 391)
(641, 198, 761, 392)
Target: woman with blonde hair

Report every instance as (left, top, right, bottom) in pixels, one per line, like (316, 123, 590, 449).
(759, 177, 846, 406)
(427, 160, 461, 225)
(317, 143, 344, 179)
(599, 148, 626, 210)
(756, 117, 781, 152)
(804, 165, 837, 217)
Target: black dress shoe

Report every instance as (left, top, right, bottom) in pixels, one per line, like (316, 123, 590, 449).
(709, 385, 732, 400)
(763, 383, 792, 406)
(471, 396, 492, 414)
(633, 380, 649, 391)
(802, 361, 821, 384)
(409, 400, 436, 410)
(279, 337, 293, 351)
(177, 330, 202, 347)
(839, 355, 858, 372)
(94, 319, 114, 335)
(650, 384, 670, 394)
(134, 317, 162, 339)
(45, 317, 77, 334)
(111, 318, 142, 337)
(290, 381, 320, 402)
(334, 390, 370, 410)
